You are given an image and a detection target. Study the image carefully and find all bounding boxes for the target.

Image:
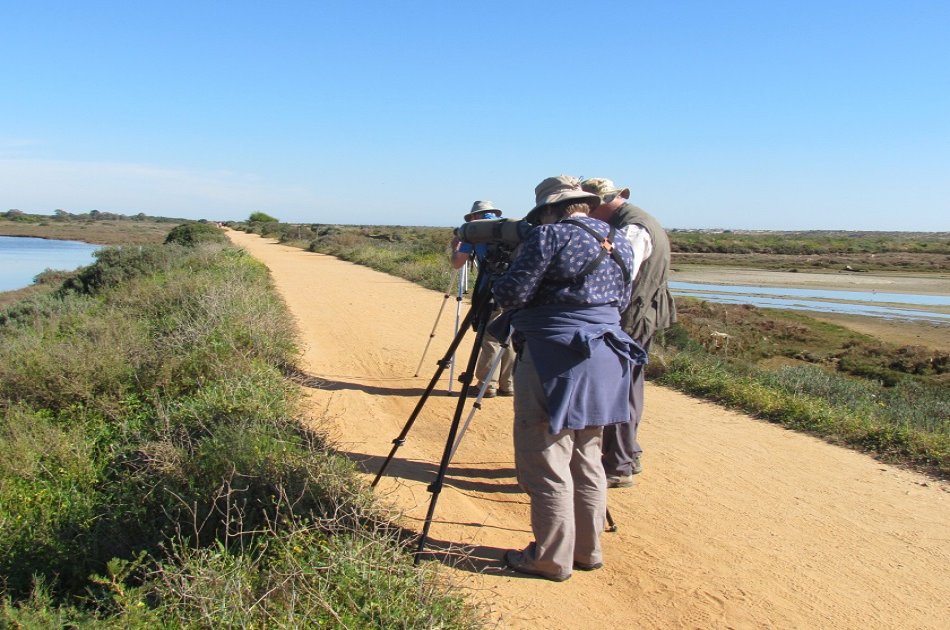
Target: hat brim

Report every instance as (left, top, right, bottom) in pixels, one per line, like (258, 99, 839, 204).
(463, 209, 503, 222)
(524, 190, 601, 224)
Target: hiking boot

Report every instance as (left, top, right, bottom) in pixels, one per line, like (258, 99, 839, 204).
(466, 384, 496, 398)
(504, 549, 570, 582)
(606, 474, 634, 488)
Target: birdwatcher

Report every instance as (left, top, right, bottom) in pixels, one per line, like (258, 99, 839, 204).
(449, 200, 516, 398)
(490, 175, 646, 581)
(581, 177, 677, 488)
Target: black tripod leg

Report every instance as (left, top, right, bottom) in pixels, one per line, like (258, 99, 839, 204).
(606, 507, 617, 532)
(414, 300, 493, 563)
(371, 303, 478, 488)
(372, 266, 494, 489)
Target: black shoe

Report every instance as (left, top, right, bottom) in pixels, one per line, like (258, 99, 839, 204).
(497, 389, 514, 397)
(573, 559, 603, 571)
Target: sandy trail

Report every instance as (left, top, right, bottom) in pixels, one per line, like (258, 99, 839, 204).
(227, 230, 950, 629)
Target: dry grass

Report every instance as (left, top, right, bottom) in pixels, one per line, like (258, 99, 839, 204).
(0, 218, 176, 245)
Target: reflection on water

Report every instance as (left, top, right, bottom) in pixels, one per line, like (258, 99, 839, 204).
(670, 282, 950, 324)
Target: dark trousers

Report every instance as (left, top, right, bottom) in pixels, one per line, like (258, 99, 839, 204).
(601, 336, 650, 476)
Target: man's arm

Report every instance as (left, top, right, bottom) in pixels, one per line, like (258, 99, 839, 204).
(622, 224, 653, 281)
(450, 238, 473, 270)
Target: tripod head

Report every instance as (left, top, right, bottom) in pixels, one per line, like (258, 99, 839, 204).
(467, 257, 503, 332)
(480, 243, 515, 279)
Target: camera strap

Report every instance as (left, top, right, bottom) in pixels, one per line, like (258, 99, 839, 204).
(560, 219, 632, 285)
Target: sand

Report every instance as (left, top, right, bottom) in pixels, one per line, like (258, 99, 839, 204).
(227, 230, 950, 629)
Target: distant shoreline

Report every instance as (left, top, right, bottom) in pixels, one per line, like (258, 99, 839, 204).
(0, 218, 174, 246)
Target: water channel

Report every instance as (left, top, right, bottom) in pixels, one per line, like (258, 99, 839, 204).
(0, 235, 100, 292)
(670, 281, 950, 324)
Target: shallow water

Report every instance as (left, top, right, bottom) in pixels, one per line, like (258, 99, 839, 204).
(0, 235, 100, 292)
(670, 281, 950, 324)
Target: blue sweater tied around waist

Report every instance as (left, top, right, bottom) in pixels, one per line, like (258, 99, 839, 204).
(489, 304, 648, 434)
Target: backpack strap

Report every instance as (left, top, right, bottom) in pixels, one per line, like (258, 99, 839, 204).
(560, 219, 632, 284)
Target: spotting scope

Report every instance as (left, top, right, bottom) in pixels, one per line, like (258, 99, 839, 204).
(453, 217, 534, 247)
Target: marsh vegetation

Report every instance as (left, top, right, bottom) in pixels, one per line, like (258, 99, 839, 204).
(669, 229, 949, 272)
(1, 210, 184, 246)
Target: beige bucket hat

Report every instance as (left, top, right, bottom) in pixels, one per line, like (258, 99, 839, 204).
(463, 200, 503, 222)
(580, 177, 630, 200)
(525, 175, 601, 224)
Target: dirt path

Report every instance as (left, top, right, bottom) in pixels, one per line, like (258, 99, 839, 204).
(227, 230, 950, 629)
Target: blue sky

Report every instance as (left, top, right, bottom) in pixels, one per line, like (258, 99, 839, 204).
(2, 1, 948, 230)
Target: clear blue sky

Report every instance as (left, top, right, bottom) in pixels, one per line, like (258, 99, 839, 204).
(2, 1, 948, 230)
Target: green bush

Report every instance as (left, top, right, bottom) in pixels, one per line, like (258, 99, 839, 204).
(0, 405, 103, 594)
(60, 245, 177, 296)
(306, 225, 456, 292)
(249, 211, 278, 223)
(164, 222, 228, 247)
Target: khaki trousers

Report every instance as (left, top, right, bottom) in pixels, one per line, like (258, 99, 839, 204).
(513, 348, 607, 578)
(474, 309, 515, 391)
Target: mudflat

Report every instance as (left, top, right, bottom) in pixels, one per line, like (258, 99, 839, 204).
(672, 265, 950, 352)
(671, 264, 950, 297)
(227, 230, 950, 630)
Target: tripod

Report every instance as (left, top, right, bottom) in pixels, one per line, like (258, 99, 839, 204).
(372, 264, 499, 557)
(413, 262, 471, 394)
(374, 265, 617, 563)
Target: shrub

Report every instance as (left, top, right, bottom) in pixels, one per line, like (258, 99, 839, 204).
(164, 222, 228, 247)
(248, 211, 278, 223)
(0, 405, 103, 594)
(60, 245, 177, 296)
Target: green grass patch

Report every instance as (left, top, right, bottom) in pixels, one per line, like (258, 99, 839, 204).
(655, 346, 949, 476)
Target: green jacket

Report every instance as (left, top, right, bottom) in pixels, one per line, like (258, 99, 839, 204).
(609, 202, 677, 341)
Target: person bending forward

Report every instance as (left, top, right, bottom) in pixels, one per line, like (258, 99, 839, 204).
(490, 175, 646, 581)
